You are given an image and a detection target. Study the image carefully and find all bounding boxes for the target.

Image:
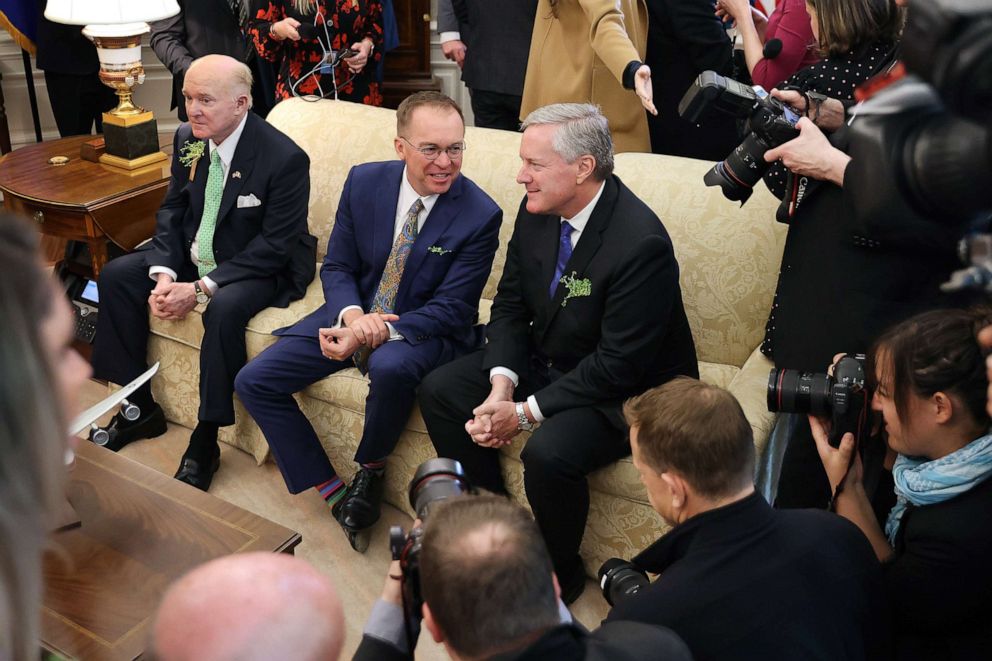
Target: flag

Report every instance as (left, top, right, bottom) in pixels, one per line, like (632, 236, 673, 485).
(0, 0, 38, 54)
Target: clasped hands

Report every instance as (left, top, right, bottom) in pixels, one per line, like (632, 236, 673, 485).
(149, 275, 197, 321)
(318, 310, 399, 361)
(465, 376, 527, 448)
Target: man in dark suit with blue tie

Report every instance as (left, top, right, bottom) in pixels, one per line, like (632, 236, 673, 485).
(419, 103, 698, 602)
(235, 92, 502, 549)
(91, 55, 315, 491)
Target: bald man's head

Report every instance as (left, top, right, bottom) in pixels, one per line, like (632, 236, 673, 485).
(150, 553, 344, 661)
(182, 54, 253, 144)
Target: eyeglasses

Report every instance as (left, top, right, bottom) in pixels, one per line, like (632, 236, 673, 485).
(399, 136, 466, 161)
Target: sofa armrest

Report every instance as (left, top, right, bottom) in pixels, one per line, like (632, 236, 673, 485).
(727, 347, 776, 458)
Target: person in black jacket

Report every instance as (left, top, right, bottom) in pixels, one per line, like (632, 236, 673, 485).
(608, 377, 890, 661)
(354, 494, 691, 661)
(418, 103, 698, 603)
(815, 307, 992, 660)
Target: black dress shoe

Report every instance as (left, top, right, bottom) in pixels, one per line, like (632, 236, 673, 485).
(332, 467, 385, 531)
(90, 403, 167, 452)
(559, 565, 587, 605)
(174, 455, 220, 492)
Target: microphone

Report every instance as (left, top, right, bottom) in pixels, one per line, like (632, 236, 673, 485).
(763, 38, 783, 59)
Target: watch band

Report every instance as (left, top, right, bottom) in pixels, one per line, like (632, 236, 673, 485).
(515, 402, 533, 431)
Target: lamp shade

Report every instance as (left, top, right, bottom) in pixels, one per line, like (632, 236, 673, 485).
(44, 0, 180, 25)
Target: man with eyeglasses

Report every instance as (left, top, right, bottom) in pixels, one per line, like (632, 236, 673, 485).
(235, 91, 502, 551)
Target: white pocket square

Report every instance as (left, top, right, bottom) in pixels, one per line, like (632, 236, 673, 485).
(237, 193, 262, 208)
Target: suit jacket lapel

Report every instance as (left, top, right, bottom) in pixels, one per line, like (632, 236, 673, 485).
(397, 175, 465, 303)
(187, 138, 210, 233)
(373, 164, 403, 277)
(214, 114, 257, 226)
(545, 177, 618, 325)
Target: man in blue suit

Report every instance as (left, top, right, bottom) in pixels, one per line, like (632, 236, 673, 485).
(235, 92, 502, 547)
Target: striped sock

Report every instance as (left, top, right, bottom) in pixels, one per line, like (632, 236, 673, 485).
(361, 460, 386, 475)
(316, 477, 346, 508)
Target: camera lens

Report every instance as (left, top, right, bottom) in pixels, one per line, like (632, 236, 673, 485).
(598, 558, 650, 607)
(408, 458, 471, 520)
(704, 133, 775, 203)
(767, 368, 832, 415)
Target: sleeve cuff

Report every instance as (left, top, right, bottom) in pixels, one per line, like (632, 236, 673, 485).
(622, 60, 642, 90)
(148, 266, 178, 282)
(200, 276, 218, 295)
(439, 31, 461, 43)
(527, 395, 546, 423)
(336, 305, 363, 328)
(363, 599, 408, 651)
(489, 367, 519, 388)
(386, 321, 404, 342)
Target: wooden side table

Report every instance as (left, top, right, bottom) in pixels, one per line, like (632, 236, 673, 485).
(0, 134, 172, 277)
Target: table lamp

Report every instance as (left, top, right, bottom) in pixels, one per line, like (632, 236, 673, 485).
(43, 1, 180, 171)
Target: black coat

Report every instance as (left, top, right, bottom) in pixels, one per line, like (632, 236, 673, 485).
(354, 621, 692, 660)
(147, 113, 316, 308)
(483, 175, 698, 424)
(607, 492, 891, 661)
(887, 475, 992, 660)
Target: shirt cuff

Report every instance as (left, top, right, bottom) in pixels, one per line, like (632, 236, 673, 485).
(527, 395, 546, 423)
(490, 367, 519, 388)
(148, 266, 178, 283)
(385, 321, 403, 342)
(336, 305, 363, 328)
(439, 31, 461, 43)
(200, 276, 218, 295)
(622, 60, 642, 90)
(363, 599, 408, 651)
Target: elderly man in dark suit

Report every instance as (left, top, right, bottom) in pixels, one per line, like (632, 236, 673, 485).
(91, 54, 315, 492)
(419, 103, 698, 602)
(150, 0, 276, 120)
(436, 0, 536, 131)
(235, 92, 502, 550)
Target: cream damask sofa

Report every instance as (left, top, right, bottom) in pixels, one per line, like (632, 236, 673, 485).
(145, 98, 787, 576)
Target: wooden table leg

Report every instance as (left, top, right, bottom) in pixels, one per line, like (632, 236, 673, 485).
(87, 236, 109, 278)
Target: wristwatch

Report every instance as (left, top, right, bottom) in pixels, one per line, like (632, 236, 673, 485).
(515, 402, 534, 431)
(194, 281, 210, 306)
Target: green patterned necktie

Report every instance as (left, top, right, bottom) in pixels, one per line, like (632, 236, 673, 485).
(353, 198, 424, 373)
(196, 149, 224, 277)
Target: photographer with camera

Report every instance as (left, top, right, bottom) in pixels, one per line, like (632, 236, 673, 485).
(814, 308, 992, 660)
(604, 377, 889, 660)
(354, 492, 691, 660)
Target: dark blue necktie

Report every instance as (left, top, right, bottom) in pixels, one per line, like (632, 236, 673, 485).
(549, 221, 575, 298)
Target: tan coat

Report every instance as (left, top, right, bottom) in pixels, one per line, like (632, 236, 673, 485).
(521, 0, 650, 153)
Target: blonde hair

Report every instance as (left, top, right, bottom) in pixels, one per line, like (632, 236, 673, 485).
(294, 0, 318, 14)
(0, 215, 66, 661)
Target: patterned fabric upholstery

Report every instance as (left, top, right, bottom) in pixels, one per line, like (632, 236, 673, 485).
(144, 98, 787, 576)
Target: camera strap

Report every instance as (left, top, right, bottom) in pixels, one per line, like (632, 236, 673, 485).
(776, 170, 821, 224)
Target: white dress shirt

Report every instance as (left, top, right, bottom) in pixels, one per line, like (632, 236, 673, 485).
(336, 166, 439, 336)
(148, 112, 250, 294)
(490, 181, 606, 422)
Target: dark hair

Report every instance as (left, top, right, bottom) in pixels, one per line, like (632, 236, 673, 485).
(870, 307, 992, 431)
(624, 377, 755, 498)
(0, 214, 64, 661)
(396, 91, 464, 136)
(807, 0, 903, 56)
(419, 495, 559, 657)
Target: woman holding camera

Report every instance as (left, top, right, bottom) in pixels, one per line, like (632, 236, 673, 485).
(0, 214, 91, 660)
(251, 0, 383, 104)
(814, 308, 992, 659)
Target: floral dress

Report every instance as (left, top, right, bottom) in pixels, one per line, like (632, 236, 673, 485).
(251, 0, 384, 105)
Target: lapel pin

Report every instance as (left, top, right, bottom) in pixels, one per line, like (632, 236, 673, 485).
(232, 171, 242, 179)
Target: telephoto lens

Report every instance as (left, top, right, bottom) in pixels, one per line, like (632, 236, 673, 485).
(598, 558, 650, 607)
(408, 458, 472, 520)
(766, 368, 833, 415)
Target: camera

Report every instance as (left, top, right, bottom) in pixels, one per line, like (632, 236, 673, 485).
(767, 354, 869, 447)
(678, 70, 801, 204)
(598, 558, 650, 607)
(846, 0, 992, 228)
(389, 458, 473, 628)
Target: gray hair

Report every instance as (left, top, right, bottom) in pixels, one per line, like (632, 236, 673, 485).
(520, 103, 614, 180)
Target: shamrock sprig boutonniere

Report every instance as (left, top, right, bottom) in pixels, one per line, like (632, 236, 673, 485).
(178, 140, 206, 181)
(428, 245, 452, 256)
(559, 272, 591, 307)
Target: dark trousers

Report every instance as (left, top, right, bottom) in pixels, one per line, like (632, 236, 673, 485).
(235, 332, 454, 494)
(419, 350, 629, 583)
(44, 71, 116, 138)
(470, 89, 523, 132)
(92, 250, 278, 426)
(774, 416, 832, 509)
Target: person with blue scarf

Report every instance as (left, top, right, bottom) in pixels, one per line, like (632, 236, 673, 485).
(812, 307, 992, 661)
